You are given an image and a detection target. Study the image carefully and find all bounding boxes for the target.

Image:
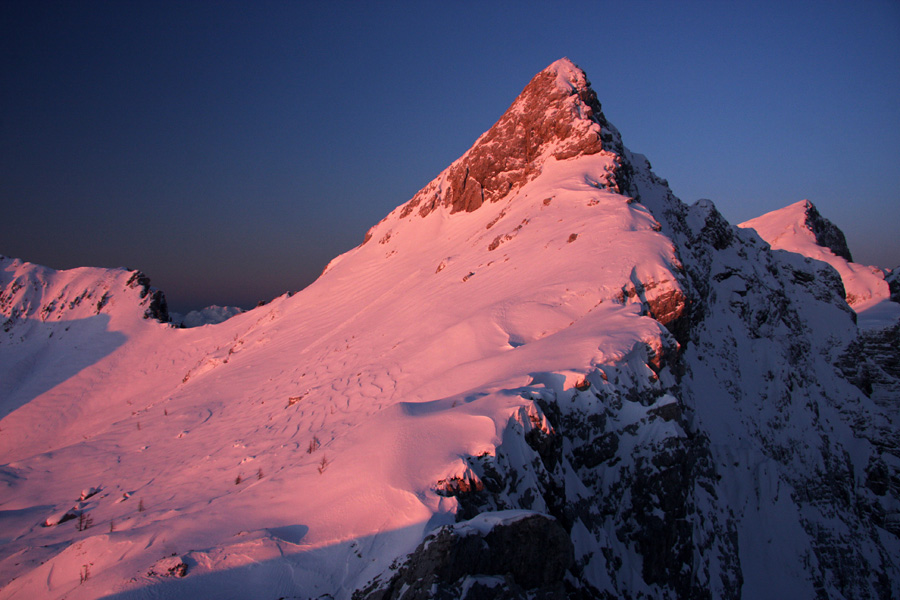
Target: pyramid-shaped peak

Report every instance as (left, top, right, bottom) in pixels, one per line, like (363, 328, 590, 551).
(541, 57, 591, 93)
(740, 199, 853, 262)
(392, 58, 628, 222)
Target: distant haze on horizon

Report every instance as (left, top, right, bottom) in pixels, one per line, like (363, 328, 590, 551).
(3, 1, 898, 313)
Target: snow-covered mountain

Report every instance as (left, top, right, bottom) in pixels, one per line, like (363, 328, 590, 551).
(738, 201, 900, 414)
(739, 200, 896, 316)
(1, 59, 897, 600)
(169, 306, 244, 328)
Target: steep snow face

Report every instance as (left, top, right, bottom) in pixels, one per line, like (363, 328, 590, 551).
(1, 60, 898, 600)
(738, 200, 894, 316)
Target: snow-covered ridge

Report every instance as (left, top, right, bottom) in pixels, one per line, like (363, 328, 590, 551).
(739, 202, 900, 410)
(739, 199, 894, 314)
(0, 255, 169, 328)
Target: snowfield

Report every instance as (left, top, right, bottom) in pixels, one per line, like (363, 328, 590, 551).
(1, 59, 897, 600)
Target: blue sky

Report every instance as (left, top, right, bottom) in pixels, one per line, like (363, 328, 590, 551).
(2, 1, 898, 312)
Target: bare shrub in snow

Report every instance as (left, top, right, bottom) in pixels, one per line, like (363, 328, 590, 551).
(76, 513, 93, 531)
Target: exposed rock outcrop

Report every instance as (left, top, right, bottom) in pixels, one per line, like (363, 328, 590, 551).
(887, 268, 900, 303)
(368, 58, 627, 234)
(802, 200, 853, 261)
(126, 270, 170, 322)
(354, 513, 573, 600)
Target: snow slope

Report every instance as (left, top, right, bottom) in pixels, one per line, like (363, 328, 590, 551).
(1, 59, 897, 600)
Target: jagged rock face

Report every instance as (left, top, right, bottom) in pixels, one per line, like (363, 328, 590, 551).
(387, 59, 625, 225)
(427, 363, 743, 600)
(354, 513, 572, 600)
(802, 201, 853, 261)
(887, 268, 900, 303)
(837, 320, 900, 409)
(676, 208, 900, 599)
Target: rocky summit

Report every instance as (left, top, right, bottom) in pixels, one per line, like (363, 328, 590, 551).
(1, 59, 898, 600)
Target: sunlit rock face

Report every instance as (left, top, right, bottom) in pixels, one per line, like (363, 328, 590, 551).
(383, 58, 627, 225)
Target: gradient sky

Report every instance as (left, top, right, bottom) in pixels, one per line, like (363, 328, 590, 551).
(2, 1, 898, 313)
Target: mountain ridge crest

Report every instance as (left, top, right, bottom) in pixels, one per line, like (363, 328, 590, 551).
(363, 59, 626, 243)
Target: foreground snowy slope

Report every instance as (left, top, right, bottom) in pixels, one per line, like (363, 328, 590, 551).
(1, 59, 898, 600)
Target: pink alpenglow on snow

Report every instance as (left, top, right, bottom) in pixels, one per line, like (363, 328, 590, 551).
(0, 60, 898, 600)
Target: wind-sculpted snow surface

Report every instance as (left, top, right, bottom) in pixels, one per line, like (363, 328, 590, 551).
(0, 59, 897, 600)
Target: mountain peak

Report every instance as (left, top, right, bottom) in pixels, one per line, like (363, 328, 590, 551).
(386, 58, 626, 226)
(738, 200, 899, 311)
(740, 199, 853, 262)
(542, 57, 590, 93)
